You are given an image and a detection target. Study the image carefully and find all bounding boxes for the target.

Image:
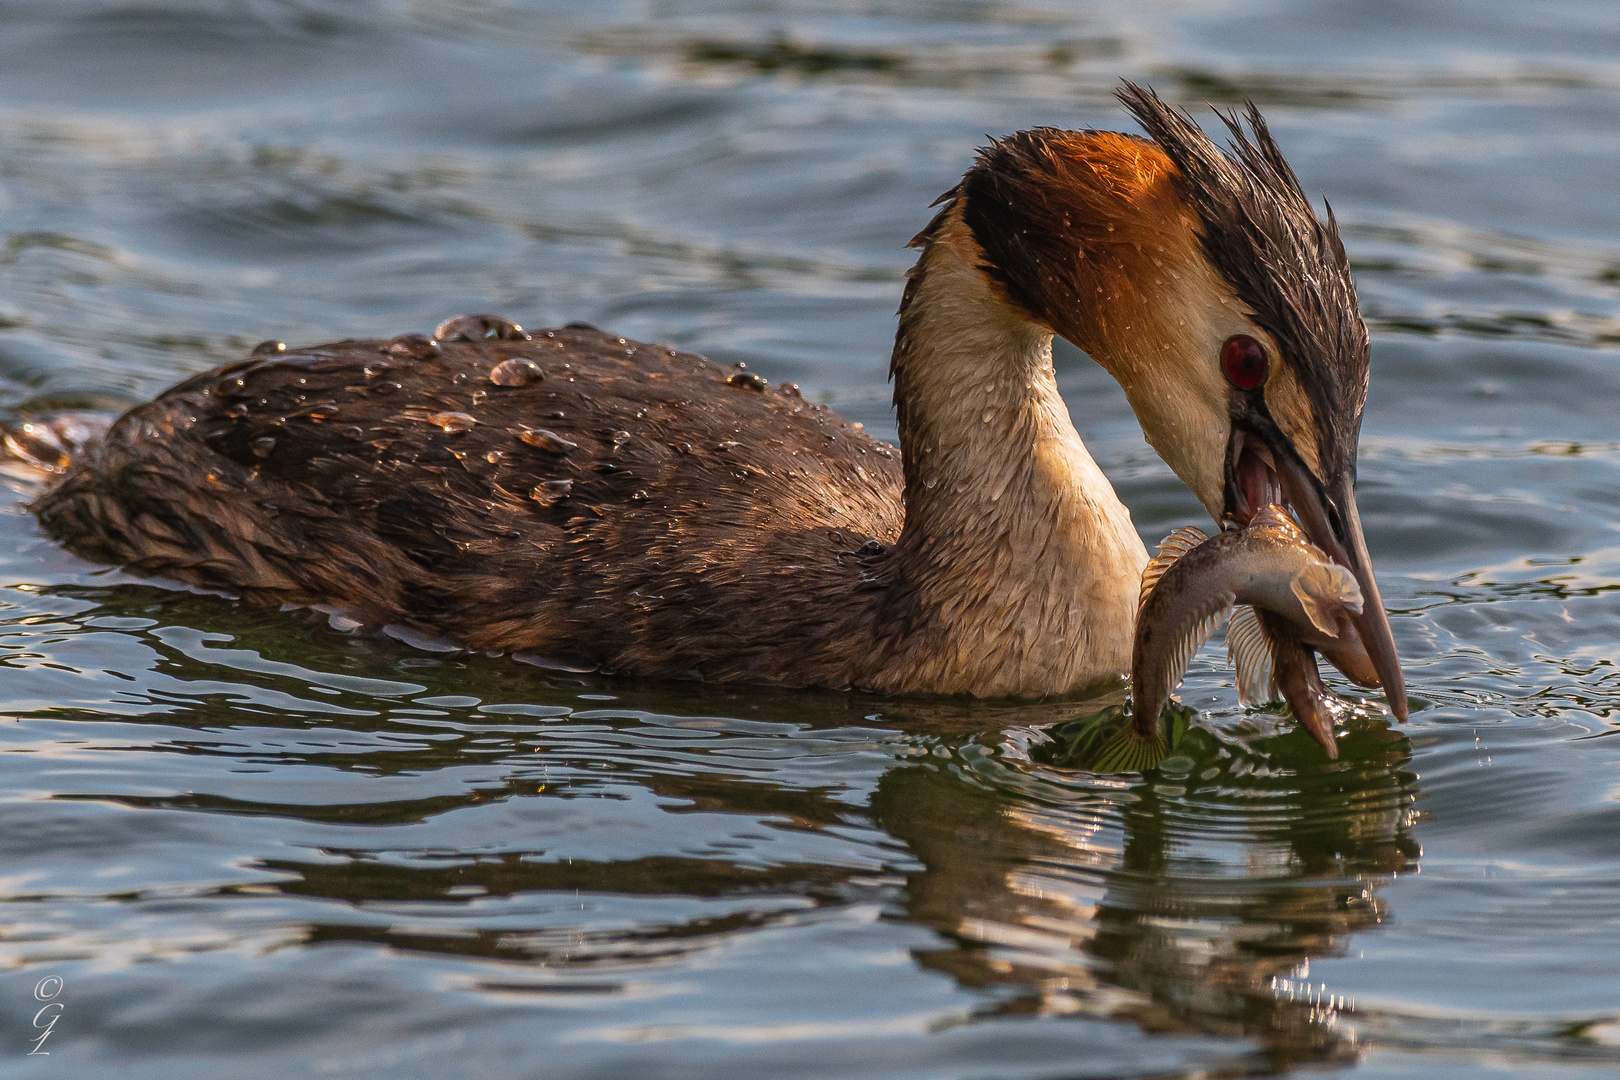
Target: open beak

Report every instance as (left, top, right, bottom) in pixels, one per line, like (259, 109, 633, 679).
(1226, 428, 1408, 723)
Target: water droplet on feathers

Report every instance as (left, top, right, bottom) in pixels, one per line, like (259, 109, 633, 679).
(435, 314, 529, 342)
(250, 436, 276, 458)
(489, 356, 543, 386)
(515, 428, 578, 454)
(429, 411, 477, 433)
(530, 479, 573, 505)
(385, 333, 441, 360)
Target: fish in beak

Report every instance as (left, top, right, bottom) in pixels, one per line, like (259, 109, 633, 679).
(1129, 505, 1367, 752)
(1227, 421, 1406, 720)
(949, 82, 1406, 746)
(1118, 83, 1408, 730)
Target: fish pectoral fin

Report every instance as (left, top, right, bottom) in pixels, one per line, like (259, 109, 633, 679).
(1227, 604, 1279, 705)
(1288, 562, 1363, 636)
(1138, 525, 1210, 614)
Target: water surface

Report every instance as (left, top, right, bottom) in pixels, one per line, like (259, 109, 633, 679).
(3, 1, 1620, 1076)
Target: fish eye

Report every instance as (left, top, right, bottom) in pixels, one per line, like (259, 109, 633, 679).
(1220, 335, 1268, 390)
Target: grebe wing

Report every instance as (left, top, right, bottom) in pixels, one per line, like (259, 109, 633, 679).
(35, 325, 904, 663)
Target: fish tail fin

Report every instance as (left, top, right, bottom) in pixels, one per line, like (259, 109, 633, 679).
(1090, 725, 1171, 772)
(1049, 705, 1187, 772)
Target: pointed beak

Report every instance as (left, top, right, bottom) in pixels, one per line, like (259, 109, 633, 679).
(1228, 430, 1408, 722)
(1274, 457, 1406, 721)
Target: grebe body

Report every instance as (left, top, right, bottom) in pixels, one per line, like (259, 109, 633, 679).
(26, 85, 1407, 715)
(34, 314, 1143, 697)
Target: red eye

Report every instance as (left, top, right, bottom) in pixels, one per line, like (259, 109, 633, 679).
(1220, 334, 1268, 390)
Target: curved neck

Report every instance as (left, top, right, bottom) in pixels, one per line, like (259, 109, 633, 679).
(872, 202, 1148, 697)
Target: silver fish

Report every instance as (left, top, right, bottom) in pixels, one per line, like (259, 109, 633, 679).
(1131, 504, 1371, 758)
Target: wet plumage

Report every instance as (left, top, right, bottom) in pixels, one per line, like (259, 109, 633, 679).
(34, 324, 926, 688)
(22, 83, 1408, 721)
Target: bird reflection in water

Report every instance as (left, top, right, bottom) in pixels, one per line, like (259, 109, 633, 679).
(76, 618, 1417, 1070)
(869, 701, 1419, 1070)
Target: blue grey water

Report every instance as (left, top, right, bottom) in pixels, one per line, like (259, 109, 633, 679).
(1, 1, 1618, 1076)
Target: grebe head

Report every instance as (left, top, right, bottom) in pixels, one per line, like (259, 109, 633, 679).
(953, 82, 1405, 718)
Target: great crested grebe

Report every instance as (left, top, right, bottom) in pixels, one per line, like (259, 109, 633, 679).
(24, 84, 1405, 718)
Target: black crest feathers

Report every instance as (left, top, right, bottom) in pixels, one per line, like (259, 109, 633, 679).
(1116, 81, 1370, 481)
